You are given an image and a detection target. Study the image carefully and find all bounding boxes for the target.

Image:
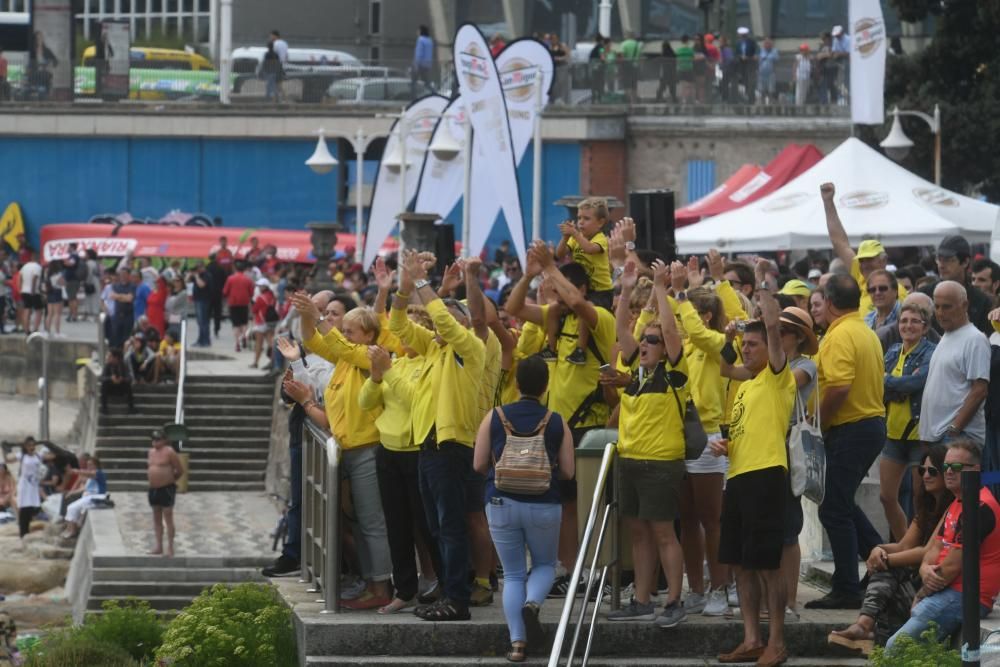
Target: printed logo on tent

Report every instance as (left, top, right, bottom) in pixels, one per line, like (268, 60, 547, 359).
(840, 190, 889, 210)
(500, 58, 539, 101)
(853, 16, 885, 59)
(43, 237, 137, 261)
(729, 172, 772, 203)
(761, 192, 811, 213)
(913, 187, 959, 208)
(458, 42, 490, 92)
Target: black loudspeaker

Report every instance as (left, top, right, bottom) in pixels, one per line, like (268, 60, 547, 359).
(435, 223, 457, 275)
(628, 189, 676, 262)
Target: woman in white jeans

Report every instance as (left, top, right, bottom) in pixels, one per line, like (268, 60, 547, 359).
(62, 456, 108, 539)
(474, 356, 574, 663)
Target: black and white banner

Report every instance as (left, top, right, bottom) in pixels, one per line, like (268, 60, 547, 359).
(849, 0, 886, 125)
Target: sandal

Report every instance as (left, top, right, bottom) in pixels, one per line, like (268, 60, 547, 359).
(828, 624, 875, 655)
(377, 597, 415, 615)
(415, 598, 471, 621)
(506, 641, 527, 663)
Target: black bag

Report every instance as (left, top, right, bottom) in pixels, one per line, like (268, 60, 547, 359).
(668, 383, 708, 460)
(264, 303, 280, 323)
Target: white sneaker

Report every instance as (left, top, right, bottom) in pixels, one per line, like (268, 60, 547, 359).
(703, 587, 729, 616)
(339, 575, 366, 600)
(683, 591, 706, 614)
(727, 583, 739, 607)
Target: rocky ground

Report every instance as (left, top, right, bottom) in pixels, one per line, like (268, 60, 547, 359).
(0, 519, 75, 631)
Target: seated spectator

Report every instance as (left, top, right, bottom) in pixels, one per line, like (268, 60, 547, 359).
(153, 330, 181, 384)
(124, 333, 155, 383)
(101, 347, 135, 414)
(132, 315, 161, 350)
(829, 443, 951, 653)
(0, 462, 15, 512)
(885, 440, 1000, 652)
(58, 453, 90, 518)
(61, 456, 108, 539)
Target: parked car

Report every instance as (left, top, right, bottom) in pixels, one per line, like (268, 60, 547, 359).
(325, 77, 413, 104)
(82, 46, 214, 70)
(232, 46, 360, 75)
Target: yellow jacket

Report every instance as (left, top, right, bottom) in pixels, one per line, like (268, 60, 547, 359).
(304, 323, 402, 449)
(358, 354, 423, 452)
(676, 299, 725, 434)
(389, 299, 486, 447)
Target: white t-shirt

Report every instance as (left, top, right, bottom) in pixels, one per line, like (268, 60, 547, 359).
(920, 322, 991, 443)
(274, 38, 289, 63)
(17, 452, 43, 508)
(19, 261, 42, 295)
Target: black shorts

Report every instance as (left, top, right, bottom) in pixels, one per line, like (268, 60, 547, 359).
(719, 466, 786, 570)
(21, 293, 43, 310)
(618, 457, 684, 522)
(148, 484, 177, 508)
(229, 305, 249, 327)
(783, 472, 804, 546)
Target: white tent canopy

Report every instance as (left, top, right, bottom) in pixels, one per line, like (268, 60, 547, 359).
(676, 138, 1000, 254)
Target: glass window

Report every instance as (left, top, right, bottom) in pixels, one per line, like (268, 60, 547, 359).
(370, 0, 381, 35)
(361, 81, 386, 100)
(806, 0, 827, 18)
(686, 160, 716, 203)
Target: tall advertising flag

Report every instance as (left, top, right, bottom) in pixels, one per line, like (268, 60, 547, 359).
(362, 94, 449, 270)
(453, 24, 528, 268)
(417, 39, 553, 261)
(848, 0, 886, 125)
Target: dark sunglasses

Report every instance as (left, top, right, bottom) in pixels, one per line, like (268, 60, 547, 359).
(639, 334, 663, 345)
(942, 462, 976, 473)
(867, 284, 892, 294)
(917, 465, 939, 477)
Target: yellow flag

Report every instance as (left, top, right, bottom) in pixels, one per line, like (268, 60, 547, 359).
(0, 202, 25, 251)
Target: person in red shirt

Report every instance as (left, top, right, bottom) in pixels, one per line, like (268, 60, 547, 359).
(145, 276, 168, 337)
(886, 440, 1000, 652)
(250, 278, 277, 368)
(244, 237, 262, 265)
(222, 261, 254, 351)
(215, 236, 234, 274)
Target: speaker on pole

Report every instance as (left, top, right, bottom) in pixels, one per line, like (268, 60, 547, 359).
(435, 223, 457, 275)
(627, 189, 676, 262)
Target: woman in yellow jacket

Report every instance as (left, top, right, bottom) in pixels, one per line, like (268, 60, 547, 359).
(289, 290, 401, 611)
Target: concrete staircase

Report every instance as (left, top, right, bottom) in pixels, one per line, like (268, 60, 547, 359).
(86, 554, 269, 617)
(97, 374, 275, 492)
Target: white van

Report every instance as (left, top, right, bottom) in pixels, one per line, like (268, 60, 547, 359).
(232, 46, 361, 74)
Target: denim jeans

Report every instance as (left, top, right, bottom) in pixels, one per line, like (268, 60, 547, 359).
(195, 299, 211, 347)
(487, 498, 561, 643)
(282, 445, 302, 563)
(885, 587, 990, 653)
(819, 416, 886, 595)
(419, 441, 473, 604)
(341, 446, 391, 582)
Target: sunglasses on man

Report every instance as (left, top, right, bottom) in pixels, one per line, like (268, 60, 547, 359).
(942, 462, 978, 473)
(867, 284, 892, 294)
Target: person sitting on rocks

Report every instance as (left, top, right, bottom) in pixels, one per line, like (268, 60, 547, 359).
(0, 463, 15, 513)
(60, 456, 108, 539)
(828, 443, 951, 654)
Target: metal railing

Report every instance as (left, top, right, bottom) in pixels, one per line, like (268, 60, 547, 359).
(301, 418, 341, 614)
(173, 319, 188, 450)
(548, 442, 620, 667)
(26, 332, 50, 441)
(96, 312, 107, 369)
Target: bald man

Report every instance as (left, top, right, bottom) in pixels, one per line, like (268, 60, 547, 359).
(877, 292, 940, 352)
(919, 281, 990, 446)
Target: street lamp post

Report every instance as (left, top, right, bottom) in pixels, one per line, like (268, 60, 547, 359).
(880, 104, 942, 186)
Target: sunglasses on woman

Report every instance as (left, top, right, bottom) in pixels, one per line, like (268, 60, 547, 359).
(639, 334, 663, 345)
(917, 465, 939, 477)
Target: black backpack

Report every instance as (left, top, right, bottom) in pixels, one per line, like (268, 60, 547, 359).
(264, 303, 280, 323)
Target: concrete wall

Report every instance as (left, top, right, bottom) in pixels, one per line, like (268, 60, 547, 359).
(0, 337, 96, 400)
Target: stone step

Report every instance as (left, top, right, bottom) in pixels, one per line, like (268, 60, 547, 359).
(99, 414, 273, 426)
(104, 467, 264, 481)
(120, 394, 274, 407)
(186, 376, 274, 386)
(93, 567, 267, 583)
(305, 658, 869, 667)
(98, 436, 271, 447)
(98, 426, 271, 438)
(100, 405, 274, 417)
(87, 595, 198, 611)
(90, 580, 228, 598)
(96, 446, 269, 460)
(100, 457, 265, 471)
(107, 479, 265, 492)
(93, 555, 272, 568)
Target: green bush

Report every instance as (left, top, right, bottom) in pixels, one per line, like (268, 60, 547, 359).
(868, 624, 961, 667)
(77, 599, 165, 662)
(23, 632, 141, 667)
(156, 583, 297, 667)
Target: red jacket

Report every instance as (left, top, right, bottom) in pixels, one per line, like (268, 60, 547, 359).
(252, 290, 276, 325)
(222, 272, 254, 307)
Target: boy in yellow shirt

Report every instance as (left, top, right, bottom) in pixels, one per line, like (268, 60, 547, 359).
(547, 197, 613, 365)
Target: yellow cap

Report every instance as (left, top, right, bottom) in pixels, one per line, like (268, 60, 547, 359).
(778, 279, 812, 298)
(856, 239, 886, 260)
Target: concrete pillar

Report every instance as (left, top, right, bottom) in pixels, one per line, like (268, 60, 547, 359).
(748, 0, 773, 38)
(617, 0, 641, 37)
(501, 0, 527, 39)
(427, 0, 456, 62)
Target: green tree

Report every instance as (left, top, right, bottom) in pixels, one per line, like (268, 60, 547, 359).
(876, 0, 1000, 199)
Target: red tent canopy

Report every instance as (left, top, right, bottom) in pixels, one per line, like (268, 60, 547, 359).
(39, 224, 399, 264)
(676, 164, 762, 228)
(679, 144, 823, 225)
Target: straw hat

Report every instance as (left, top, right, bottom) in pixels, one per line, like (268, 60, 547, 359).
(779, 306, 819, 355)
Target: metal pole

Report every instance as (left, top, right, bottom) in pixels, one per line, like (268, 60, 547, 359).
(962, 469, 981, 666)
(531, 73, 543, 242)
(299, 429, 312, 585)
(933, 104, 942, 187)
(209, 0, 219, 64)
(320, 436, 341, 614)
(354, 128, 366, 266)
(97, 312, 107, 366)
(218, 0, 232, 105)
(598, 0, 613, 37)
(40, 335, 49, 441)
(462, 115, 472, 258)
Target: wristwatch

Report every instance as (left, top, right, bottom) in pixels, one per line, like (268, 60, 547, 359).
(758, 280, 771, 291)
(414, 279, 430, 290)
(624, 241, 636, 251)
(676, 291, 688, 301)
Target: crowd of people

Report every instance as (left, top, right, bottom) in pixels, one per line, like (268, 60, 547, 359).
(251, 185, 1000, 664)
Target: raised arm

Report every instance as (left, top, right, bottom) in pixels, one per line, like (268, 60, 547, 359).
(536, 241, 599, 330)
(389, 253, 435, 355)
(655, 261, 683, 364)
(463, 257, 490, 342)
(755, 259, 786, 372)
(405, 251, 484, 360)
(821, 182, 855, 269)
(504, 250, 546, 326)
(616, 261, 640, 363)
(372, 256, 395, 315)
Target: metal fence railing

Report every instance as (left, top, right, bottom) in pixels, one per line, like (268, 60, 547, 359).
(302, 418, 341, 614)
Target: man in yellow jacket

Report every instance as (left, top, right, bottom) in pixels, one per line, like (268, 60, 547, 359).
(390, 250, 486, 621)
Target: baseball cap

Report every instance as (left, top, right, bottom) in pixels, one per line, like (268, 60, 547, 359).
(856, 239, 885, 260)
(778, 279, 812, 298)
(704, 34, 715, 43)
(832, 25, 844, 36)
(807, 268, 822, 280)
(799, 43, 810, 52)
(150, 429, 166, 441)
(937, 235, 971, 259)
(737, 26, 750, 35)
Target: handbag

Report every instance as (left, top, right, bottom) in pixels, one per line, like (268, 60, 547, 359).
(492, 407, 555, 495)
(788, 383, 825, 504)
(668, 384, 708, 461)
